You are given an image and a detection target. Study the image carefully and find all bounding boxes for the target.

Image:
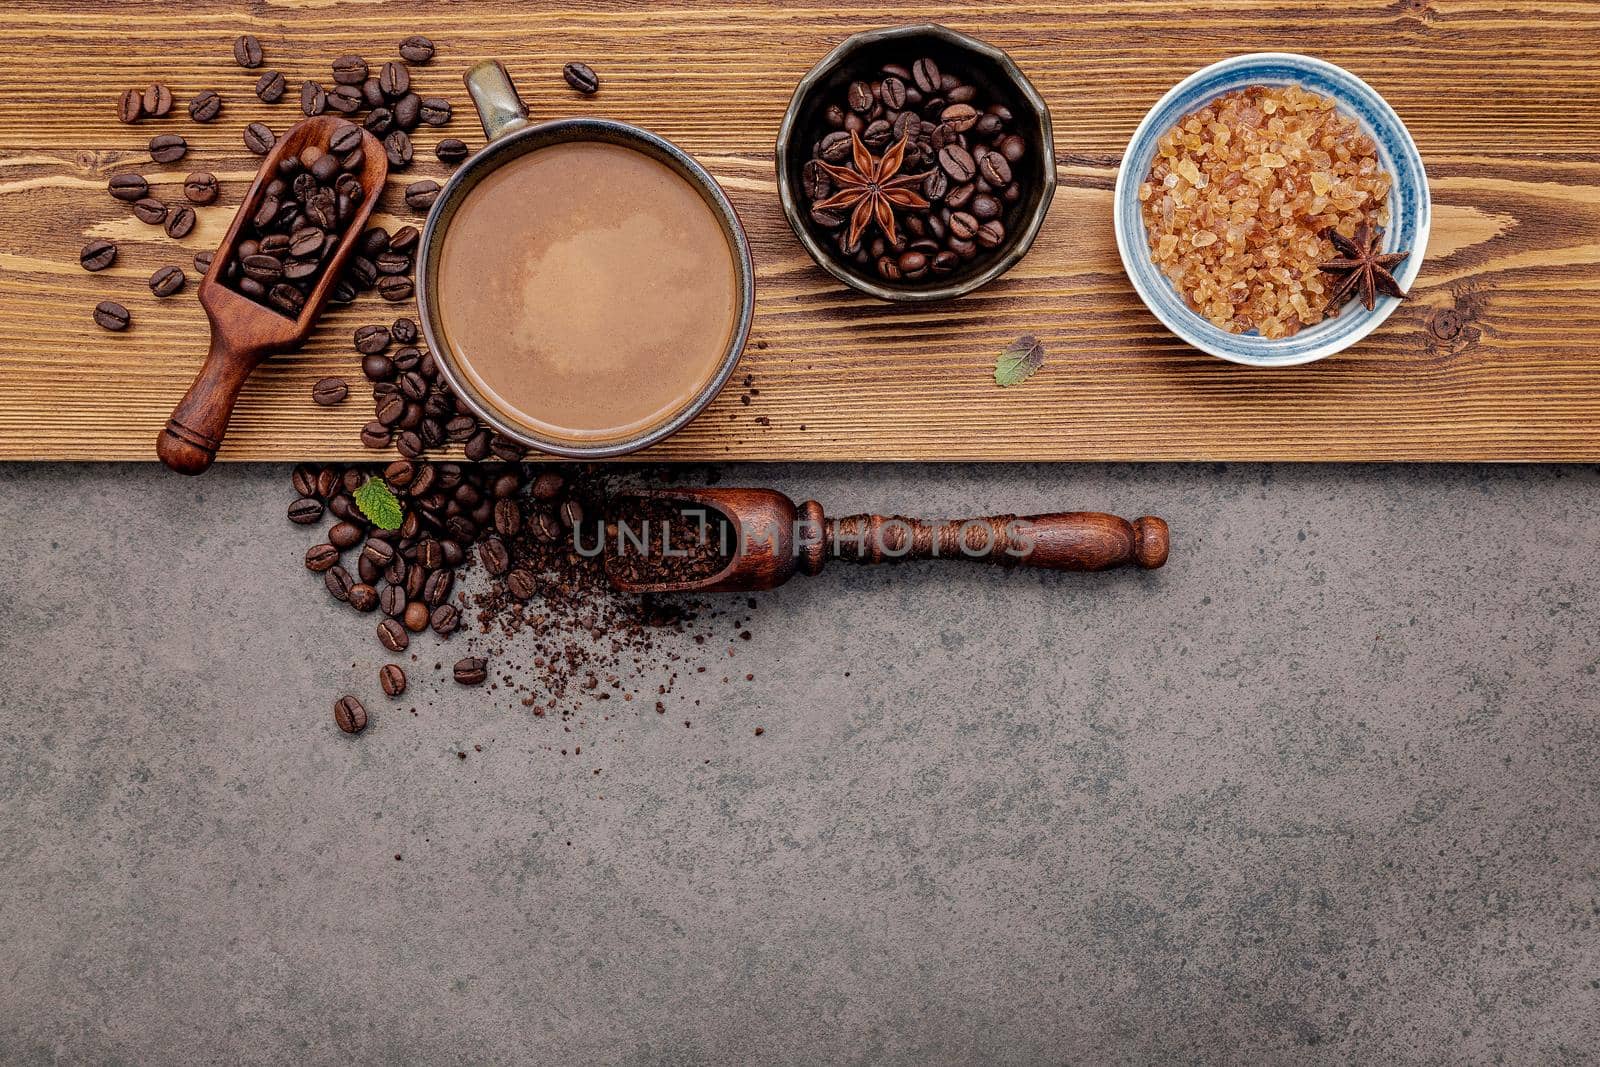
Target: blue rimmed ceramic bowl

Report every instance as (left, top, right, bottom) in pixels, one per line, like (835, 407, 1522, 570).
(1114, 53, 1430, 367)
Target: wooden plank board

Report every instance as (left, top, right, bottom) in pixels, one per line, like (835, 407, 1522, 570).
(2, 0, 1598, 462)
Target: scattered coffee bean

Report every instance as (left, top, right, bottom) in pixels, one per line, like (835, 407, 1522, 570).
(377, 618, 409, 652)
(398, 35, 435, 63)
(333, 695, 367, 734)
(360, 421, 392, 449)
(255, 70, 287, 104)
(348, 584, 379, 612)
(380, 664, 407, 697)
(165, 205, 197, 239)
(404, 180, 440, 211)
(188, 89, 223, 123)
(383, 129, 413, 167)
(305, 543, 340, 572)
(430, 603, 459, 636)
(118, 89, 144, 124)
(563, 62, 600, 94)
(453, 657, 488, 686)
(379, 60, 410, 98)
(312, 377, 349, 406)
(142, 84, 174, 117)
(109, 173, 148, 202)
(132, 197, 167, 225)
(93, 300, 130, 331)
(234, 34, 264, 69)
(324, 566, 355, 601)
(288, 497, 324, 524)
(244, 122, 275, 155)
(183, 171, 219, 204)
(300, 80, 327, 116)
(149, 265, 185, 297)
(80, 239, 117, 272)
(435, 137, 469, 163)
(332, 56, 368, 85)
(402, 601, 430, 632)
(377, 274, 414, 301)
(389, 225, 420, 253)
(327, 84, 363, 114)
(148, 133, 187, 163)
(193, 250, 214, 275)
(393, 93, 421, 130)
(418, 98, 451, 126)
(354, 323, 391, 354)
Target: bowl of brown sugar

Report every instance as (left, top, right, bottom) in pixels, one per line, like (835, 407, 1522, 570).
(1115, 53, 1429, 366)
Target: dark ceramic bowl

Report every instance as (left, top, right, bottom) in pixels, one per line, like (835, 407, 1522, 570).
(776, 24, 1056, 303)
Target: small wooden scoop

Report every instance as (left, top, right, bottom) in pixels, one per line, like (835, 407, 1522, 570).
(604, 488, 1169, 593)
(157, 116, 388, 475)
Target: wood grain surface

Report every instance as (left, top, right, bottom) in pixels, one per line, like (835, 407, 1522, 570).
(3, 0, 1598, 462)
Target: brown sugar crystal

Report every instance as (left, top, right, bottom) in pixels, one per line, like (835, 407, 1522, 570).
(1139, 84, 1392, 339)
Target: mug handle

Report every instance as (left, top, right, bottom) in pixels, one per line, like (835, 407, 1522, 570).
(463, 60, 531, 142)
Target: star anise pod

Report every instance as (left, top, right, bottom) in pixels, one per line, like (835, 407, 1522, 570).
(811, 131, 929, 248)
(1319, 221, 1410, 315)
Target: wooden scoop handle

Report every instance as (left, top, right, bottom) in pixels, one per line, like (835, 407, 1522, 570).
(156, 333, 267, 475)
(822, 512, 1169, 571)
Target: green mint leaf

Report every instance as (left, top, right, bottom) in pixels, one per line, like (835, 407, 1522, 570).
(994, 335, 1045, 387)
(353, 476, 404, 531)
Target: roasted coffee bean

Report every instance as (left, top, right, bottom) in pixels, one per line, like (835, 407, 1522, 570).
(418, 98, 451, 126)
(801, 159, 832, 200)
(377, 617, 409, 652)
(392, 92, 421, 130)
(332, 56, 368, 85)
(559, 498, 584, 528)
(846, 80, 873, 113)
(380, 664, 407, 697)
(142, 83, 173, 117)
(288, 496, 324, 525)
(163, 204, 196, 240)
(970, 193, 1001, 220)
(328, 123, 363, 155)
(93, 300, 130, 331)
(389, 225, 420, 253)
(453, 657, 488, 686)
(353, 227, 388, 259)
(376, 250, 411, 275)
(383, 557, 408, 588)
(255, 70, 287, 103)
(976, 219, 1006, 248)
(506, 568, 537, 601)
(862, 119, 892, 149)
(290, 464, 319, 497)
(312, 376, 349, 406)
(308, 152, 340, 185)
(353, 323, 391, 354)
(329, 523, 364, 553)
(188, 89, 222, 122)
(819, 131, 853, 163)
(314, 467, 340, 498)
(490, 498, 521, 538)
(118, 88, 144, 124)
(383, 459, 416, 489)
(347, 583, 378, 612)
(430, 603, 459, 636)
(394, 429, 422, 459)
(327, 85, 362, 114)
(898, 250, 929, 279)
(912, 57, 941, 94)
(233, 34, 263, 68)
(130, 196, 167, 225)
(244, 122, 275, 155)
(435, 137, 469, 163)
(149, 265, 185, 297)
(390, 346, 420, 372)
(948, 211, 979, 240)
(399, 35, 435, 63)
(356, 76, 384, 110)
(463, 431, 492, 462)
(305, 543, 340, 572)
(109, 173, 148, 202)
(183, 171, 219, 204)
(379, 60, 410, 98)
(241, 253, 284, 282)
(300, 80, 327, 116)
(938, 144, 976, 182)
(875, 255, 902, 281)
(325, 565, 355, 602)
(383, 129, 413, 167)
(880, 75, 908, 110)
(941, 103, 978, 132)
(531, 471, 564, 499)
(931, 250, 959, 274)
(402, 601, 430, 632)
(945, 181, 975, 209)
(563, 62, 600, 94)
(80, 239, 117, 272)
(378, 274, 414, 302)
(379, 583, 407, 618)
(479, 536, 510, 576)
(365, 358, 398, 388)
(351, 418, 390, 452)
(363, 107, 393, 136)
(998, 134, 1027, 162)
(333, 695, 367, 734)
(439, 415, 473, 443)
(149, 133, 188, 163)
(269, 283, 305, 315)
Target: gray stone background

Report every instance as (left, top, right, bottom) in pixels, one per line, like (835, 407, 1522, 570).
(1, 461, 1597, 1065)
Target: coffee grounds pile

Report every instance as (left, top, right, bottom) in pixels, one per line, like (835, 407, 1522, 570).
(602, 495, 736, 588)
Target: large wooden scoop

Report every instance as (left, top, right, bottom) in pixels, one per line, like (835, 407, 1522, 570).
(157, 116, 388, 475)
(604, 488, 1169, 593)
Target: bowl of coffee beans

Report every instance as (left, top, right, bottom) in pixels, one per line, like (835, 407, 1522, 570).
(777, 24, 1055, 302)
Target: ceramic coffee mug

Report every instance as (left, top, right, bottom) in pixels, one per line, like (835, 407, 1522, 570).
(416, 60, 756, 459)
